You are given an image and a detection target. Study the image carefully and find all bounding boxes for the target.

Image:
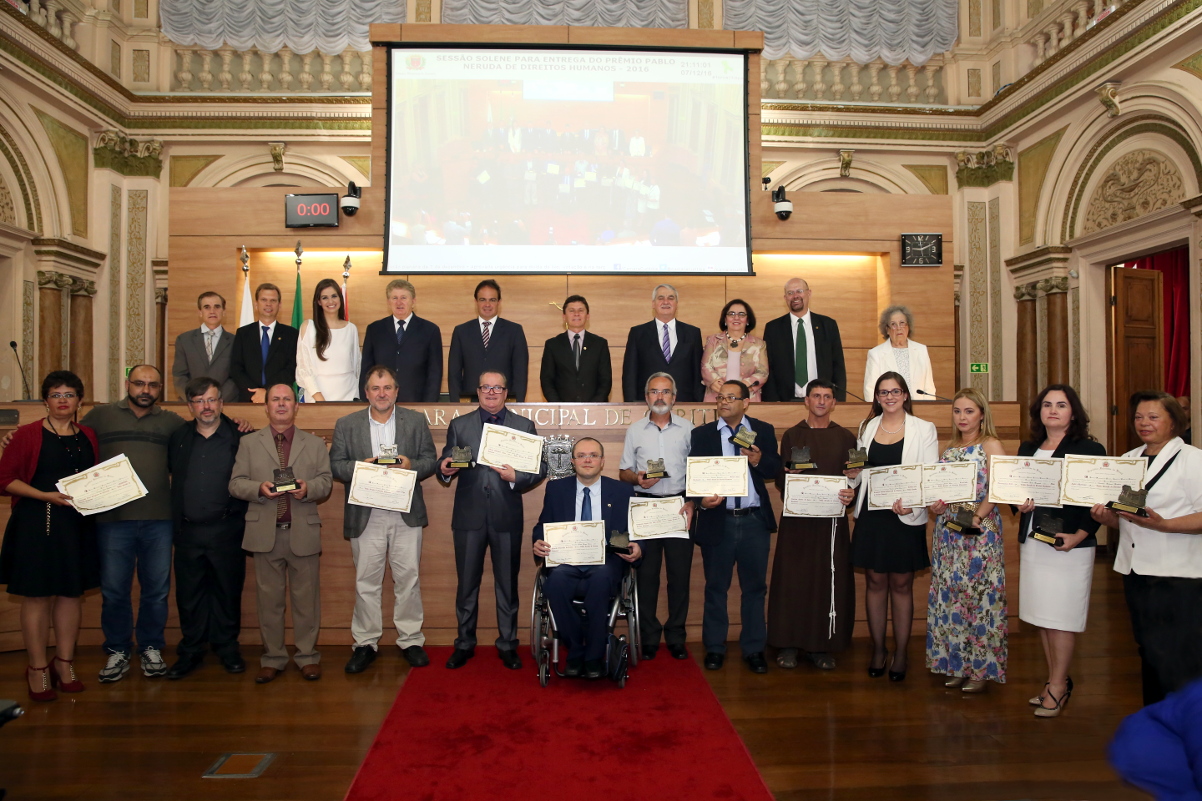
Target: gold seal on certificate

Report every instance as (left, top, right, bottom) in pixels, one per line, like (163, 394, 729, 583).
(1107, 485, 1149, 517)
(628, 496, 689, 540)
(728, 426, 757, 451)
(55, 453, 149, 516)
(787, 446, 816, 471)
(375, 443, 399, 466)
(922, 461, 977, 504)
(644, 458, 669, 479)
(865, 464, 925, 510)
(845, 448, 868, 470)
(543, 520, 606, 567)
(782, 474, 847, 518)
(272, 466, 299, 493)
(685, 456, 749, 498)
(449, 445, 475, 469)
(1059, 454, 1147, 508)
(986, 456, 1063, 507)
(347, 461, 416, 514)
(478, 423, 543, 474)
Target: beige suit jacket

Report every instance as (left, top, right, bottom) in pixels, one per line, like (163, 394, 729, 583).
(229, 425, 333, 556)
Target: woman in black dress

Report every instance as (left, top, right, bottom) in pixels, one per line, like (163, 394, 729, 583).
(0, 371, 99, 701)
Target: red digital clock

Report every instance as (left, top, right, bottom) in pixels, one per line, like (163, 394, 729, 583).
(285, 193, 340, 228)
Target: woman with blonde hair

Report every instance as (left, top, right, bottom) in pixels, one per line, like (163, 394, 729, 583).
(925, 388, 1008, 693)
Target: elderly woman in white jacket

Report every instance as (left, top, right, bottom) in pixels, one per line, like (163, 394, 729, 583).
(846, 371, 939, 682)
(863, 306, 936, 401)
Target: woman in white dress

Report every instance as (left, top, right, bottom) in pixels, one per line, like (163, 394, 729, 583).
(862, 306, 936, 401)
(296, 278, 360, 402)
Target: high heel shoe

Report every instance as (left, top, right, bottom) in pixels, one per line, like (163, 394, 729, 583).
(945, 676, 966, 689)
(867, 652, 889, 678)
(1034, 682, 1072, 718)
(52, 655, 85, 693)
(961, 679, 988, 693)
(26, 665, 56, 702)
(888, 662, 907, 682)
(1029, 682, 1049, 706)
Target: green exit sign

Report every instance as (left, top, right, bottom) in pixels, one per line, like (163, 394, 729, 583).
(970, 363, 990, 374)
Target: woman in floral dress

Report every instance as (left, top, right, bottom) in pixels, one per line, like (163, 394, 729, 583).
(926, 387, 1008, 692)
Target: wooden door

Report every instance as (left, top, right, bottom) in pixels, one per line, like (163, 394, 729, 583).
(1108, 266, 1163, 455)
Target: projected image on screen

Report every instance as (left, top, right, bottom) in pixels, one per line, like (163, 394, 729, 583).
(386, 48, 750, 274)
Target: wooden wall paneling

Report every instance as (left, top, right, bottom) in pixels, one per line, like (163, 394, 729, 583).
(369, 23, 402, 43)
(732, 30, 766, 51)
(372, 47, 389, 110)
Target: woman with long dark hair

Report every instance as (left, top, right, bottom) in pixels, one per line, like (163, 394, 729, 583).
(296, 277, 360, 402)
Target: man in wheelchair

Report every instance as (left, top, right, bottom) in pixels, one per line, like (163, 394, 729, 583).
(533, 438, 640, 679)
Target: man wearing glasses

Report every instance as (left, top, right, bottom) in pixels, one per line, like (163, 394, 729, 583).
(762, 277, 848, 402)
(439, 371, 545, 670)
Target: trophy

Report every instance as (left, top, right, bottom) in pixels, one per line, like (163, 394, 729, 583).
(787, 446, 817, 471)
(449, 445, 475, 469)
(1030, 512, 1065, 548)
(729, 426, 757, 451)
(1107, 485, 1149, 517)
(272, 466, 299, 493)
(376, 444, 399, 466)
(542, 435, 577, 481)
(945, 507, 980, 535)
(644, 458, 669, 480)
(845, 448, 868, 470)
(608, 529, 632, 555)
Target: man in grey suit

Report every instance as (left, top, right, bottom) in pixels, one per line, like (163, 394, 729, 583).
(229, 384, 333, 684)
(172, 291, 238, 401)
(330, 365, 437, 674)
(438, 370, 545, 670)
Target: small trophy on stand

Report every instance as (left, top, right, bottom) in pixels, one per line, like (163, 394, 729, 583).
(729, 426, 757, 451)
(272, 466, 299, 493)
(449, 445, 475, 469)
(945, 507, 980, 535)
(1030, 512, 1065, 547)
(644, 458, 669, 480)
(608, 530, 632, 555)
(845, 447, 868, 470)
(1107, 485, 1149, 517)
(787, 446, 816, 471)
(376, 444, 399, 466)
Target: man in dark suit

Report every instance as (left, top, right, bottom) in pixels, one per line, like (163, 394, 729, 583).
(762, 278, 848, 402)
(621, 283, 703, 402)
(540, 294, 611, 402)
(228, 283, 299, 403)
(532, 438, 640, 679)
(438, 370, 545, 670)
(164, 376, 249, 679)
(359, 279, 443, 402)
(688, 379, 780, 674)
(447, 279, 529, 402)
(171, 291, 238, 401)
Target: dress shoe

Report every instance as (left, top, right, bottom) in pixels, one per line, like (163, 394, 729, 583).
(499, 650, 523, 670)
(641, 645, 658, 661)
(867, 652, 890, 679)
(961, 679, 988, 694)
(220, 654, 246, 674)
(166, 654, 204, 680)
(402, 646, 430, 667)
(745, 652, 769, 674)
(704, 652, 724, 670)
(667, 643, 688, 660)
(255, 667, 281, 684)
(301, 664, 322, 681)
(583, 659, 605, 679)
(344, 646, 377, 674)
(26, 665, 56, 702)
(51, 655, 85, 692)
(946, 676, 966, 689)
(564, 658, 583, 678)
(1035, 682, 1071, 718)
(445, 648, 474, 669)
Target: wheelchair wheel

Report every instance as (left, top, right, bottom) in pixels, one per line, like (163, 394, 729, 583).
(538, 650, 550, 687)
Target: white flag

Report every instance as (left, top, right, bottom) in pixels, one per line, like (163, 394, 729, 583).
(239, 269, 253, 328)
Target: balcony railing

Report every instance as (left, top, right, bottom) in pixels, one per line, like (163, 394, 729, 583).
(171, 46, 372, 93)
(19, 0, 81, 52)
(760, 55, 947, 106)
(1024, 0, 1130, 68)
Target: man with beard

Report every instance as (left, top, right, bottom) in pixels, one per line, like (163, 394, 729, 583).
(761, 278, 848, 402)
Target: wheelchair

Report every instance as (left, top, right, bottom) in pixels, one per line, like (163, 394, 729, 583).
(529, 560, 641, 687)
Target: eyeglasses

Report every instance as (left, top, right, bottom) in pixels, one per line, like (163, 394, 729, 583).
(47, 392, 77, 400)
(188, 398, 220, 407)
(129, 381, 162, 390)
(478, 385, 507, 394)
(715, 394, 746, 403)
(725, 311, 748, 318)
(876, 389, 905, 398)
(646, 389, 675, 397)
(887, 321, 909, 329)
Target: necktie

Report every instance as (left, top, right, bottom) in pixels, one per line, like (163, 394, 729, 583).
(274, 432, 289, 521)
(260, 325, 270, 386)
(396, 318, 406, 346)
(581, 486, 592, 521)
(205, 330, 215, 361)
(795, 317, 809, 392)
(482, 320, 491, 350)
(661, 323, 671, 363)
(487, 414, 499, 425)
(573, 333, 581, 369)
(733, 426, 745, 510)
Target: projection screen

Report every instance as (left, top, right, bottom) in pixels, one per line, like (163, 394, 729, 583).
(384, 47, 750, 275)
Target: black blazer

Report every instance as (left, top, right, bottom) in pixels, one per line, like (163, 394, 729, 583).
(1014, 437, 1107, 545)
(533, 475, 634, 569)
(540, 331, 612, 402)
(439, 408, 545, 532)
(360, 314, 443, 402)
(687, 415, 780, 546)
(761, 312, 848, 402)
(621, 319, 704, 402)
(228, 321, 299, 402)
(447, 318, 529, 402)
(167, 414, 248, 533)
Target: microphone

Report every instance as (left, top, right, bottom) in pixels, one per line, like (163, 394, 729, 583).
(0, 698, 23, 727)
(8, 341, 31, 400)
(832, 383, 868, 403)
(915, 389, 955, 402)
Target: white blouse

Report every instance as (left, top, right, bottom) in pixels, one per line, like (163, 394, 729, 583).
(296, 319, 361, 402)
(1113, 438, 1202, 579)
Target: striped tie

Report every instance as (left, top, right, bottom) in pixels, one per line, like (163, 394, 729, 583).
(482, 320, 491, 350)
(661, 323, 671, 363)
(275, 432, 289, 521)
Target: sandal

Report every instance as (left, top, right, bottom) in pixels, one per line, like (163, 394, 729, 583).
(776, 648, 798, 669)
(806, 651, 836, 670)
(1034, 682, 1071, 718)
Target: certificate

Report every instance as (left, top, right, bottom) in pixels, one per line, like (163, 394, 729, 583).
(347, 461, 416, 514)
(986, 456, 1063, 506)
(628, 496, 690, 540)
(543, 520, 606, 567)
(922, 461, 977, 505)
(1059, 454, 1147, 507)
(56, 453, 149, 516)
(478, 423, 543, 474)
(865, 464, 925, 510)
(685, 456, 749, 498)
(782, 474, 847, 518)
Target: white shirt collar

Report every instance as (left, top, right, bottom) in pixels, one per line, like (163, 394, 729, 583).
(368, 406, 396, 428)
(479, 315, 498, 325)
(200, 324, 223, 335)
(394, 313, 414, 327)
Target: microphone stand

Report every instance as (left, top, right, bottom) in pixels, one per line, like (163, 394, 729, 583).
(8, 341, 31, 400)
(915, 389, 955, 402)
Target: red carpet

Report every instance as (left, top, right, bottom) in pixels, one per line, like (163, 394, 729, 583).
(345, 646, 775, 801)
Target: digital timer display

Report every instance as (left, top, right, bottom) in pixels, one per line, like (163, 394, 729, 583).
(285, 193, 339, 228)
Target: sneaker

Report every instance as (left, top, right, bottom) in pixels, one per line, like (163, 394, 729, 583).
(99, 652, 131, 683)
(141, 647, 168, 678)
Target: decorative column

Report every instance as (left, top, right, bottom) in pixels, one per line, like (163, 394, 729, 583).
(1041, 276, 1071, 387)
(69, 278, 97, 392)
(155, 288, 167, 373)
(37, 270, 72, 377)
(1014, 282, 1039, 442)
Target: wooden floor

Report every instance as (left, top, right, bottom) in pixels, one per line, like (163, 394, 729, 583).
(0, 558, 1147, 801)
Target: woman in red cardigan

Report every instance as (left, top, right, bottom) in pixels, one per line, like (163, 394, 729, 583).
(0, 370, 99, 701)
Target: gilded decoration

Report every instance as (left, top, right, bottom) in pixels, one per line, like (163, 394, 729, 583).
(33, 109, 89, 237)
(0, 124, 40, 232)
(1172, 49, 1202, 81)
(344, 156, 371, 179)
(988, 197, 1003, 400)
(126, 189, 147, 368)
(838, 149, 854, 177)
(967, 201, 988, 394)
(416, 0, 432, 22)
(108, 185, 122, 400)
(955, 145, 1013, 188)
(1036, 293, 1047, 388)
(1017, 127, 1065, 245)
(1096, 82, 1121, 118)
(969, 0, 982, 36)
(133, 49, 150, 83)
(0, 179, 15, 225)
(269, 142, 286, 171)
(903, 165, 948, 195)
(22, 280, 34, 388)
(1081, 149, 1185, 235)
(94, 131, 164, 178)
(761, 160, 784, 178)
(699, 0, 715, 29)
(1071, 285, 1080, 389)
(1028, 0, 1043, 15)
(170, 155, 221, 187)
(967, 68, 981, 98)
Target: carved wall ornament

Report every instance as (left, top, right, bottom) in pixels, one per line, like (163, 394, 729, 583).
(838, 149, 854, 178)
(70, 277, 97, 296)
(1014, 281, 1040, 301)
(269, 142, 287, 172)
(955, 145, 1015, 188)
(37, 270, 74, 290)
(1036, 276, 1070, 295)
(0, 179, 16, 225)
(1096, 82, 1121, 118)
(1081, 149, 1186, 235)
(93, 131, 164, 178)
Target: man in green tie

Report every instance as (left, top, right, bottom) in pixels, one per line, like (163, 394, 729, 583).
(761, 278, 848, 402)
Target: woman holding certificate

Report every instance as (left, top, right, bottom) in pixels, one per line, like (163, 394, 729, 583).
(0, 371, 99, 701)
(924, 389, 1007, 693)
(296, 278, 361, 402)
(1091, 391, 1202, 706)
(1015, 384, 1105, 718)
(848, 372, 939, 682)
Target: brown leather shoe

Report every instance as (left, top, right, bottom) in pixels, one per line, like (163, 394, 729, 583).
(300, 663, 322, 681)
(254, 667, 281, 684)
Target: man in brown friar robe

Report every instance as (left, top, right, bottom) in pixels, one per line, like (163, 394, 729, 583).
(768, 379, 857, 670)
